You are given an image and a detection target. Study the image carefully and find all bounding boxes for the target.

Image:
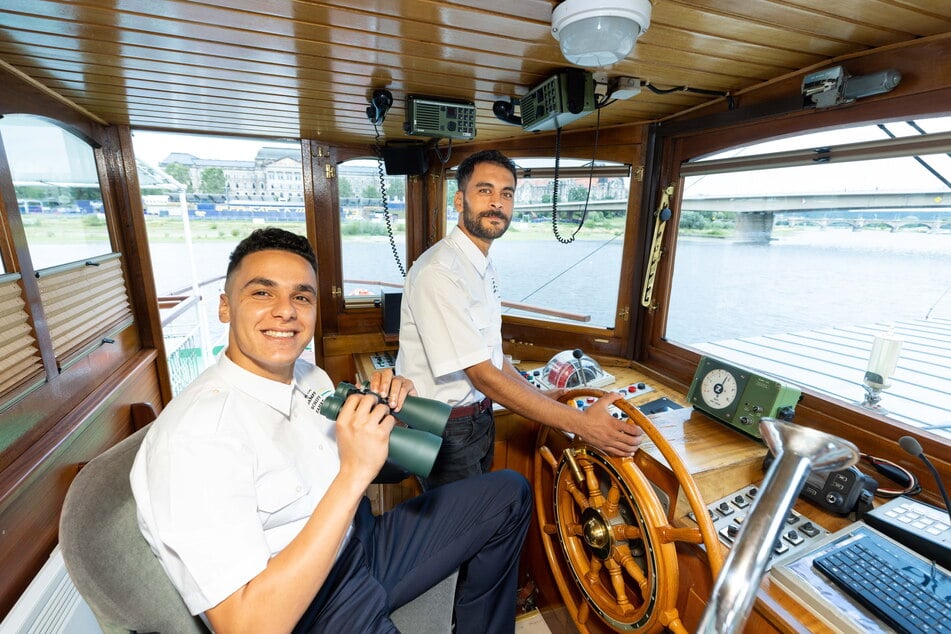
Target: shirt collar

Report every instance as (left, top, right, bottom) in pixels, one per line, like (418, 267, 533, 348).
(447, 225, 491, 277)
(218, 351, 295, 416)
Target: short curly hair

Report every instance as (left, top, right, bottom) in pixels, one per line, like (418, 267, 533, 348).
(226, 227, 317, 281)
(456, 149, 517, 192)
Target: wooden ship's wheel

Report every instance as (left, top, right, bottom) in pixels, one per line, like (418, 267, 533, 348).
(534, 389, 724, 633)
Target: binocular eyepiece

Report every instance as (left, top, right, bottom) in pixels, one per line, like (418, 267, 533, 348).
(318, 381, 451, 478)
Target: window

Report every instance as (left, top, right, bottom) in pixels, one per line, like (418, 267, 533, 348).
(0, 115, 110, 270)
(446, 158, 631, 329)
(337, 159, 407, 303)
(667, 117, 951, 441)
(0, 115, 130, 408)
(132, 131, 306, 393)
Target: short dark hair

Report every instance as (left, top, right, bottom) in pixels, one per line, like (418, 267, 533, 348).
(226, 227, 317, 280)
(456, 150, 517, 192)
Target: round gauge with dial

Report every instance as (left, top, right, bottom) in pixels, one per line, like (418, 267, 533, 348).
(699, 368, 738, 410)
(687, 356, 751, 424)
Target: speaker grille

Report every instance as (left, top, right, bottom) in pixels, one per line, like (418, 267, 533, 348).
(415, 103, 442, 130)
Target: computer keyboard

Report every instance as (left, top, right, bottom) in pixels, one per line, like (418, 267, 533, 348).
(813, 526, 951, 634)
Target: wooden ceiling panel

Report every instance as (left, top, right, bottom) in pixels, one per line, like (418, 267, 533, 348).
(662, 0, 930, 47)
(1, 0, 947, 146)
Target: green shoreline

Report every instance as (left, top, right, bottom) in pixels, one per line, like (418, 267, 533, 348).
(23, 215, 636, 243)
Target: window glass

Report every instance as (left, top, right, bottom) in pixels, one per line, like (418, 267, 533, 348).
(667, 118, 951, 440)
(0, 115, 109, 270)
(692, 116, 951, 160)
(337, 159, 406, 302)
(132, 131, 305, 393)
(446, 158, 630, 329)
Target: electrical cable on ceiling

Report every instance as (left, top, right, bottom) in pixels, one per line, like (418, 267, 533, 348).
(551, 108, 602, 244)
(642, 81, 729, 97)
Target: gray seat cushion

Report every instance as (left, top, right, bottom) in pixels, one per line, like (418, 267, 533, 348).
(391, 569, 457, 633)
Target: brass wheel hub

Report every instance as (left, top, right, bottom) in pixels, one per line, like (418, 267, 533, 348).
(581, 506, 612, 560)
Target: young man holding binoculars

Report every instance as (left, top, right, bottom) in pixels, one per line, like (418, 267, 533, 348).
(131, 227, 531, 633)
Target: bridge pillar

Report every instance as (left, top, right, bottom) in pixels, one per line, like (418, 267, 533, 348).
(734, 211, 774, 242)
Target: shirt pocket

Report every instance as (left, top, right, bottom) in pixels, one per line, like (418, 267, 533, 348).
(468, 303, 496, 337)
(257, 465, 310, 516)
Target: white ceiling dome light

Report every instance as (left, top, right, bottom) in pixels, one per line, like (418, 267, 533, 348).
(551, 0, 652, 68)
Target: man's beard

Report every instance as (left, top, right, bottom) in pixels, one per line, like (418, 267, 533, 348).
(461, 198, 510, 241)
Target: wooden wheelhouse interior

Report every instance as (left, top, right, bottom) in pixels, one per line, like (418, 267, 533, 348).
(1, 0, 950, 629)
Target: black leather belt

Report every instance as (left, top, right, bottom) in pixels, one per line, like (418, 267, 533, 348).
(449, 396, 493, 418)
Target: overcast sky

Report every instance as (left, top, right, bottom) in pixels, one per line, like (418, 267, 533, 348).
(131, 130, 298, 166)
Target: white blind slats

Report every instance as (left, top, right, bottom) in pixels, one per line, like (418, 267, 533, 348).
(36, 256, 133, 362)
(0, 276, 43, 399)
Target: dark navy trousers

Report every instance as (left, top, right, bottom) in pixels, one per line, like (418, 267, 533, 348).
(422, 408, 496, 491)
(292, 469, 531, 633)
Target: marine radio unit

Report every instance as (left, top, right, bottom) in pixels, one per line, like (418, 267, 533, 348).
(403, 96, 476, 139)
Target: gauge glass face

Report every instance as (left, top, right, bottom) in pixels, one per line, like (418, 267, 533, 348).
(700, 368, 738, 409)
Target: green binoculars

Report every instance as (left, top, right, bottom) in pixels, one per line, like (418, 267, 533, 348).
(318, 382, 451, 478)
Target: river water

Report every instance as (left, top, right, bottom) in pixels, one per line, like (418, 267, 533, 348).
(667, 229, 951, 345)
(352, 228, 951, 346)
(29, 227, 951, 348)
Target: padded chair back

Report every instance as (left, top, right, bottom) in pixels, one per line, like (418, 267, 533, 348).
(59, 425, 209, 633)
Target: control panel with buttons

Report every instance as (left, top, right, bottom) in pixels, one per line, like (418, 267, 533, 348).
(687, 484, 830, 570)
(560, 387, 658, 419)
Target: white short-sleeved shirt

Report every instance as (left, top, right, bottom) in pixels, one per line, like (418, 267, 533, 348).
(129, 353, 343, 615)
(396, 226, 503, 405)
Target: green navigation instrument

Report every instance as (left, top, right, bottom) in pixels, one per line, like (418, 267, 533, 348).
(687, 356, 801, 440)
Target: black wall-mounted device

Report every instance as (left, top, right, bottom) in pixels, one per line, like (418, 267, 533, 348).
(381, 291, 402, 336)
(492, 99, 521, 126)
(382, 141, 429, 176)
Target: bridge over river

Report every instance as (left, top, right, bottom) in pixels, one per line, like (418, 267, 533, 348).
(518, 191, 951, 241)
(681, 191, 951, 241)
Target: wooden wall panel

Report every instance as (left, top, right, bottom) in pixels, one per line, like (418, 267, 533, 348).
(0, 350, 161, 617)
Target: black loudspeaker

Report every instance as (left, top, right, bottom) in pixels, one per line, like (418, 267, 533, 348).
(382, 291, 402, 335)
(382, 142, 429, 176)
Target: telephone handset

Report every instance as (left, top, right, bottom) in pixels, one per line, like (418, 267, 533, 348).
(366, 89, 393, 126)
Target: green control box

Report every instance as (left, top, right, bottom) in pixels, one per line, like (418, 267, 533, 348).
(687, 356, 801, 440)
